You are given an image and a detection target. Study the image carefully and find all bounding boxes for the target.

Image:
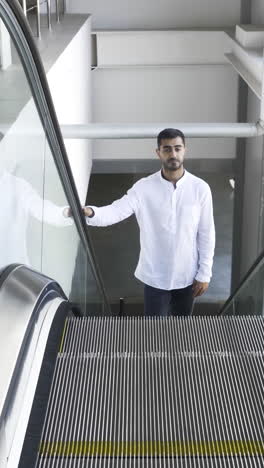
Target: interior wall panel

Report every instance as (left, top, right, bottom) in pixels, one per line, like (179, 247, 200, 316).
(67, 0, 241, 30)
(92, 66, 238, 160)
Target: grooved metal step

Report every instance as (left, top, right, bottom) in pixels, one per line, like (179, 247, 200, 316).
(36, 317, 264, 467)
(60, 316, 264, 355)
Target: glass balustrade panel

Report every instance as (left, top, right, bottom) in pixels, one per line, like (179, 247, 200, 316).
(0, 26, 45, 272)
(41, 127, 105, 316)
(231, 262, 264, 316)
(0, 21, 105, 314)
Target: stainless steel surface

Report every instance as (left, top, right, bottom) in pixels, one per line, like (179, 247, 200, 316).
(55, 0, 64, 23)
(36, 0, 40, 39)
(0, 265, 65, 422)
(37, 317, 264, 467)
(46, 0, 51, 30)
(19, 0, 43, 38)
(55, 0, 59, 22)
(6, 297, 65, 468)
(22, 0, 26, 15)
(61, 316, 264, 354)
(60, 122, 264, 139)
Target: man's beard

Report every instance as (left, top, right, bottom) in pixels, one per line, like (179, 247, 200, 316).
(163, 158, 183, 172)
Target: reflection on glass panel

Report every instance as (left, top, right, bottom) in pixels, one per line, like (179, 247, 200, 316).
(232, 265, 264, 316)
(0, 22, 31, 139)
(70, 243, 104, 316)
(0, 17, 105, 315)
(0, 26, 45, 271)
(41, 140, 104, 315)
(222, 301, 234, 316)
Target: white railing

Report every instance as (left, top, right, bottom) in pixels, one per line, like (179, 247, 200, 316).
(58, 121, 264, 139)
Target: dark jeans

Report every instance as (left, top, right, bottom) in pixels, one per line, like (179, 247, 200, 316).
(144, 284, 194, 317)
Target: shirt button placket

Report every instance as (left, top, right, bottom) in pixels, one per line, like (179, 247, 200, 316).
(171, 185, 177, 232)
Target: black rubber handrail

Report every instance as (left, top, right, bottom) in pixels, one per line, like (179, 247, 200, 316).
(0, 0, 111, 315)
(0, 264, 20, 289)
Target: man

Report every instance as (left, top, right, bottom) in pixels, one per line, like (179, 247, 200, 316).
(84, 128, 215, 316)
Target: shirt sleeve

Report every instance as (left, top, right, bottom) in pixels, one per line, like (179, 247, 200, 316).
(25, 182, 73, 226)
(86, 186, 138, 227)
(195, 185, 215, 283)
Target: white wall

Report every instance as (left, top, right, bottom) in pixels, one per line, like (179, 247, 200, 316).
(67, 0, 241, 29)
(47, 17, 92, 204)
(42, 17, 92, 290)
(95, 30, 230, 66)
(92, 65, 238, 160)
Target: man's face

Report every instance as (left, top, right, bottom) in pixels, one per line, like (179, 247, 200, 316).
(156, 137, 186, 172)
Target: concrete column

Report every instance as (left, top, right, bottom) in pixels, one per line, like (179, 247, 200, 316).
(230, 0, 252, 292)
(231, 78, 248, 292)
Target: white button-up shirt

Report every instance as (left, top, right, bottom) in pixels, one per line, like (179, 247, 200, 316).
(87, 170, 215, 290)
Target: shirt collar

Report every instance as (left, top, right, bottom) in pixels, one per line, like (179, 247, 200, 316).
(159, 169, 188, 187)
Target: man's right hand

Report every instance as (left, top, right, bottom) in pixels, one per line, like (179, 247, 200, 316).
(63, 206, 94, 218)
(83, 206, 94, 218)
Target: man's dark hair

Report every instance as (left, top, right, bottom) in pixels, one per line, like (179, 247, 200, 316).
(157, 128, 185, 148)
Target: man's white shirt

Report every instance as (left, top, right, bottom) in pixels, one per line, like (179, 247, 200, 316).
(86, 170, 215, 290)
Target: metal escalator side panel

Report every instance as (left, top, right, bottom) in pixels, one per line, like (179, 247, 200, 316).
(0, 264, 66, 422)
(6, 298, 65, 468)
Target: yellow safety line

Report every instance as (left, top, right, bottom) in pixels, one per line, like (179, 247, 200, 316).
(58, 320, 67, 354)
(39, 440, 264, 457)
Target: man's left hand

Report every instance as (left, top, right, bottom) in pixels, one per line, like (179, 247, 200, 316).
(192, 280, 209, 297)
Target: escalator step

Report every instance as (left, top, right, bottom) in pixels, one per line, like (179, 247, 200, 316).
(60, 316, 264, 355)
(36, 317, 264, 467)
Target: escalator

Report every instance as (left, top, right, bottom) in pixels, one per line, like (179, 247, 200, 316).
(1, 264, 264, 467)
(36, 316, 264, 467)
(0, 1, 263, 467)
